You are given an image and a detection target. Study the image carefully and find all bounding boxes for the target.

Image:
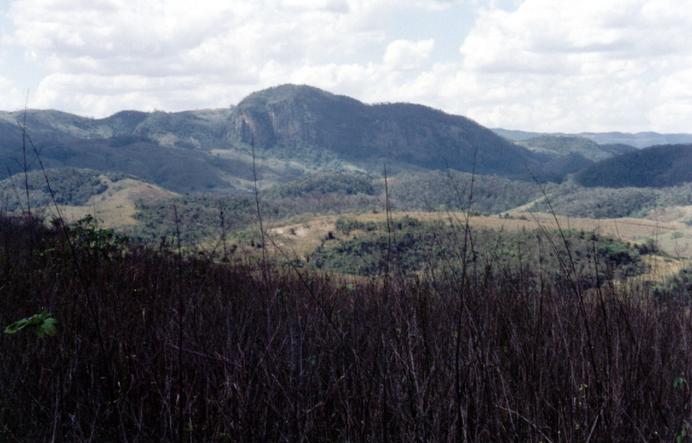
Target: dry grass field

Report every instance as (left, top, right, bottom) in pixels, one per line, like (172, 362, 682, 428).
(44, 176, 176, 228)
(266, 210, 692, 283)
(270, 210, 690, 251)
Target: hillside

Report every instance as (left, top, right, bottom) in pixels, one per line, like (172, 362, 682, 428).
(517, 135, 636, 161)
(0, 85, 574, 191)
(576, 144, 692, 187)
(227, 85, 545, 178)
(0, 168, 175, 226)
(0, 109, 242, 192)
(3, 85, 691, 196)
(0, 108, 232, 150)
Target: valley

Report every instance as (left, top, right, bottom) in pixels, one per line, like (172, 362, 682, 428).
(2, 85, 692, 288)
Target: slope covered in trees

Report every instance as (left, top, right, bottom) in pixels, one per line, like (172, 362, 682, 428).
(576, 144, 692, 187)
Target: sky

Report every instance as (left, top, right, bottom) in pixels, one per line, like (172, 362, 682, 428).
(1, 0, 692, 133)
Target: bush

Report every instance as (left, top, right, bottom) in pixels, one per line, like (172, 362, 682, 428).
(0, 215, 688, 441)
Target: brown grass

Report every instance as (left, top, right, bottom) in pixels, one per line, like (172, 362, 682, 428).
(44, 176, 176, 228)
(267, 210, 692, 259)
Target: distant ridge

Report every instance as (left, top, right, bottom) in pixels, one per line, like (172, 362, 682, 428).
(5, 84, 682, 192)
(515, 135, 636, 161)
(494, 127, 692, 149)
(576, 144, 692, 187)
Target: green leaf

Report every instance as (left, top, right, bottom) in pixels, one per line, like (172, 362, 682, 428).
(675, 427, 688, 443)
(4, 318, 30, 334)
(37, 318, 57, 337)
(4, 312, 57, 338)
(673, 377, 687, 390)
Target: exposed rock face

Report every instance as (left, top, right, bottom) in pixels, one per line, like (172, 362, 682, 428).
(230, 84, 365, 151)
(228, 84, 538, 177)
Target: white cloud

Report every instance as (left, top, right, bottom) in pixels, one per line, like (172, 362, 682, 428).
(384, 39, 435, 71)
(4, 0, 403, 114)
(3, 0, 445, 115)
(279, 0, 350, 13)
(3, 0, 692, 132)
(0, 76, 24, 111)
(446, 0, 692, 131)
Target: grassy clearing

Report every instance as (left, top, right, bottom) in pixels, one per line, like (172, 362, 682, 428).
(267, 210, 692, 258)
(41, 176, 176, 228)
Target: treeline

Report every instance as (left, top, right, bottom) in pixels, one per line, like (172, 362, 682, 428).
(387, 170, 547, 213)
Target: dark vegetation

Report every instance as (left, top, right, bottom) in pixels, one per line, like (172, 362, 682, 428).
(387, 170, 546, 213)
(530, 185, 664, 218)
(1, 215, 690, 441)
(132, 173, 381, 247)
(265, 171, 377, 199)
(577, 144, 692, 187)
(0, 168, 123, 212)
(527, 182, 692, 218)
(653, 266, 692, 307)
(133, 194, 258, 246)
(311, 216, 649, 282)
(518, 135, 635, 161)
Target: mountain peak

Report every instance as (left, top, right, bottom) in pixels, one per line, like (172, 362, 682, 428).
(238, 84, 363, 109)
(228, 84, 547, 179)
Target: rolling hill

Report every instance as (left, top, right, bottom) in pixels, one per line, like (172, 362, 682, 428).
(494, 127, 692, 149)
(517, 135, 636, 161)
(576, 144, 692, 187)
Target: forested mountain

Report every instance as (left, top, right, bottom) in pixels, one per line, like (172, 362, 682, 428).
(227, 85, 541, 177)
(0, 85, 588, 192)
(0, 108, 232, 150)
(4, 84, 690, 195)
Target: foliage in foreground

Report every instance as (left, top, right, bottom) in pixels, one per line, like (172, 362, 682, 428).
(0, 215, 690, 441)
